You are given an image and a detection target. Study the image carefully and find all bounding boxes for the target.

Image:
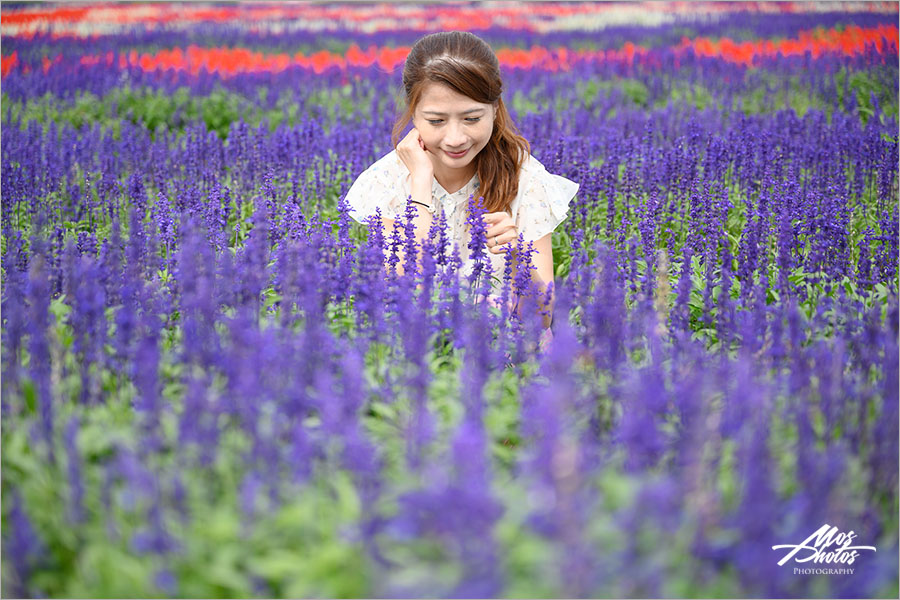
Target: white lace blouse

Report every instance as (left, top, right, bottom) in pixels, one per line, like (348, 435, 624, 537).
(344, 149, 579, 294)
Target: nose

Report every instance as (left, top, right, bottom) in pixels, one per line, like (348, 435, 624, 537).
(444, 121, 467, 148)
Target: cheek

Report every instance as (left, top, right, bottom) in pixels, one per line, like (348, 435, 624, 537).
(412, 117, 431, 136)
(422, 132, 442, 149)
(415, 126, 438, 147)
(477, 122, 494, 146)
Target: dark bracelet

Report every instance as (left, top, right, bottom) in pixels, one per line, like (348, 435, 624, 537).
(408, 199, 433, 212)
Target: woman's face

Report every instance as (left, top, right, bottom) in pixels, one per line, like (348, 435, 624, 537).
(412, 81, 495, 179)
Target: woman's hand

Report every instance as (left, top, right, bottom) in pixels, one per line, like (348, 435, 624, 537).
(484, 211, 518, 254)
(397, 128, 434, 184)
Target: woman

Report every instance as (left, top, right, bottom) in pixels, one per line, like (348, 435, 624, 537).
(344, 31, 578, 329)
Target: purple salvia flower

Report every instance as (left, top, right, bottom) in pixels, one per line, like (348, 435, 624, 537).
(75, 230, 98, 257)
(672, 247, 693, 333)
(127, 171, 147, 216)
(353, 209, 387, 340)
(204, 183, 227, 251)
(235, 203, 271, 315)
(399, 198, 420, 280)
(384, 207, 404, 278)
(2, 491, 47, 598)
(1, 241, 28, 405)
(718, 238, 734, 346)
(464, 194, 493, 298)
(154, 569, 178, 596)
(26, 254, 55, 463)
(64, 416, 85, 524)
(151, 192, 175, 258)
(335, 193, 356, 304)
(131, 498, 180, 556)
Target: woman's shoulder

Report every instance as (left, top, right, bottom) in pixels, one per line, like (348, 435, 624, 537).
(518, 152, 574, 189)
(512, 152, 579, 241)
(518, 152, 552, 182)
(361, 148, 406, 178)
(345, 149, 411, 223)
(514, 152, 579, 210)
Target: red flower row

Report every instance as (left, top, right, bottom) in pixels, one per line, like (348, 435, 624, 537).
(682, 23, 899, 66)
(2, 24, 896, 79)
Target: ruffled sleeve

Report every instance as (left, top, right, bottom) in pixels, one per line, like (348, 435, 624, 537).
(514, 155, 579, 242)
(344, 150, 418, 224)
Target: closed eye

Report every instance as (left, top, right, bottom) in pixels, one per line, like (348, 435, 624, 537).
(426, 117, 482, 125)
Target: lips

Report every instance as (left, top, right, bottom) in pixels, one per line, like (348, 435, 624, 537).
(443, 147, 470, 159)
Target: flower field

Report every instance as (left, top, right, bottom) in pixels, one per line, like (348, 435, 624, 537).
(1, 2, 898, 598)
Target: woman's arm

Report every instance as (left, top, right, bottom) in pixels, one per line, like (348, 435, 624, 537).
(382, 174, 434, 277)
(381, 211, 433, 277)
(384, 128, 436, 276)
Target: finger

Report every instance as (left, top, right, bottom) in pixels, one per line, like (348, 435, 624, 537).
(486, 225, 517, 239)
(403, 128, 425, 151)
(496, 231, 518, 246)
(403, 128, 418, 145)
(488, 232, 515, 252)
(487, 217, 515, 230)
(487, 223, 516, 238)
(483, 212, 508, 223)
(486, 224, 507, 239)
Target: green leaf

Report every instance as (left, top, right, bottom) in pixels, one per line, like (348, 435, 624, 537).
(22, 379, 37, 415)
(204, 546, 251, 595)
(77, 544, 153, 598)
(331, 471, 361, 520)
(368, 400, 397, 421)
(77, 421, 121, 461)
(49, 294, 71, 322)
(204, 507, 240, 543)
(788, 270, 807, 286)
(246, 549, 304, 582)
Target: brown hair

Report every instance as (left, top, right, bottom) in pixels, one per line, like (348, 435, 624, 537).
(391, 31, 530, 214)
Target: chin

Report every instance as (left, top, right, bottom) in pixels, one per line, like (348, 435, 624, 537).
(443, 155, 475, 168)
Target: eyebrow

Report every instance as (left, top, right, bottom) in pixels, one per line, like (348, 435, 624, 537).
(421, 108, 486, 116)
